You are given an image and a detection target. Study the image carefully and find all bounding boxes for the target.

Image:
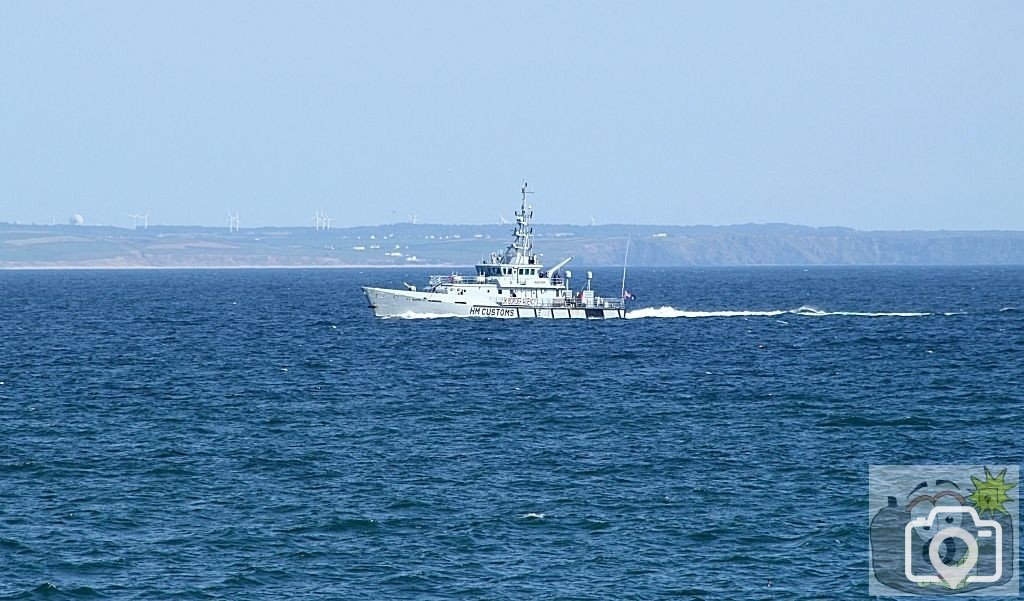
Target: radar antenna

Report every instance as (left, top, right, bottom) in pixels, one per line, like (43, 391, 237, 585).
(503, 182, 535, 263)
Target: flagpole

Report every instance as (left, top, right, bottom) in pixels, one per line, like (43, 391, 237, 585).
(620, 234, 630, 300)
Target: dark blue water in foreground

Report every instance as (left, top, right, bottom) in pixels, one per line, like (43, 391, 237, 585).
(1, 267, 1022, 600)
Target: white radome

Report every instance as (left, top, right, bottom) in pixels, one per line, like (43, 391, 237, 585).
(69, 214, 85, 226)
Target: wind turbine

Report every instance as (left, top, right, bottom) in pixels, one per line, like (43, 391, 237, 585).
(590, 214, 597, 226)
(141, 213, 149, 229)
(322, 212, 333, 230)
(498, 214, 509, 225)
(408, 214, 418, 225)
(227, 211, 240, 232)
(128, 213, 142, 229)
(312, 210, 323, 230)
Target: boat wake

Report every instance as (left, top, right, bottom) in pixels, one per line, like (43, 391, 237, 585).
(788, 305, 931, 317)
(626, 308, 787, 319)
(626, 305, 932, 319)
(380, 305, 940, 320)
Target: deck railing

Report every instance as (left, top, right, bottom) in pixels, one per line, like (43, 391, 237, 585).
(429, 274, 566, 286)
(429, 274, 486, 285)
(500, 297, 625, 310)
(425, 274, 624, 309)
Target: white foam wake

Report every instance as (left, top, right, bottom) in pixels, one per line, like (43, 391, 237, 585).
(626, 305, 931, 319)
(626, 307, 786, 319)
(789, 305, 930, 317)
(383, 306, 933, 320)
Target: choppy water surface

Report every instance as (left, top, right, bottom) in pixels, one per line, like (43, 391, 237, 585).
(1, 266, 1022, 599)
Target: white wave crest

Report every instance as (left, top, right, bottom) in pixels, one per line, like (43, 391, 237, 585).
(792, 305, 930, 317)
(626, 307, 786, 319)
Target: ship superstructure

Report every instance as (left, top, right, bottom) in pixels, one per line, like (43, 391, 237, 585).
(362, 184, 626, 319)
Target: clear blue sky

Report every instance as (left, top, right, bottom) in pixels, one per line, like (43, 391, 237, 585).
(1, 1, 1021, 229)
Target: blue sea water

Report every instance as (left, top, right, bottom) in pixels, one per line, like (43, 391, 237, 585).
(1, 266, 1022, 600)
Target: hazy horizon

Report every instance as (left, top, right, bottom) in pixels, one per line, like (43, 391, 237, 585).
(3, 2, 1022, 230)
(6, 217, 1024, 234)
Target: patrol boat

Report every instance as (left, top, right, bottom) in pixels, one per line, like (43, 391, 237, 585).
(362, 184, 627, 319)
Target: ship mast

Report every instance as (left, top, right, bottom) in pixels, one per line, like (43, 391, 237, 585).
(503, 182, 534, 264)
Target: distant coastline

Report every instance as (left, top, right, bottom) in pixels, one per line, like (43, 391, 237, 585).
(3, 221, 1024, 268)
(0, 263, 468, 270)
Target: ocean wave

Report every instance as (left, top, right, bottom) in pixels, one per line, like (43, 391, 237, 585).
(322, 518, 381, 532)
(626, 305, 932, 319)
(816, 415, 924, 428)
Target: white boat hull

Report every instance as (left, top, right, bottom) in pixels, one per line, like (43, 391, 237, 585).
(362, 287, 624, 319)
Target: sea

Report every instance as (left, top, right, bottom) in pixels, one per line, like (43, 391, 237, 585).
(1, 266, 1021, 600)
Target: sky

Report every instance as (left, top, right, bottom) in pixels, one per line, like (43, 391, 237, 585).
(1, 1, 1022, 230)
